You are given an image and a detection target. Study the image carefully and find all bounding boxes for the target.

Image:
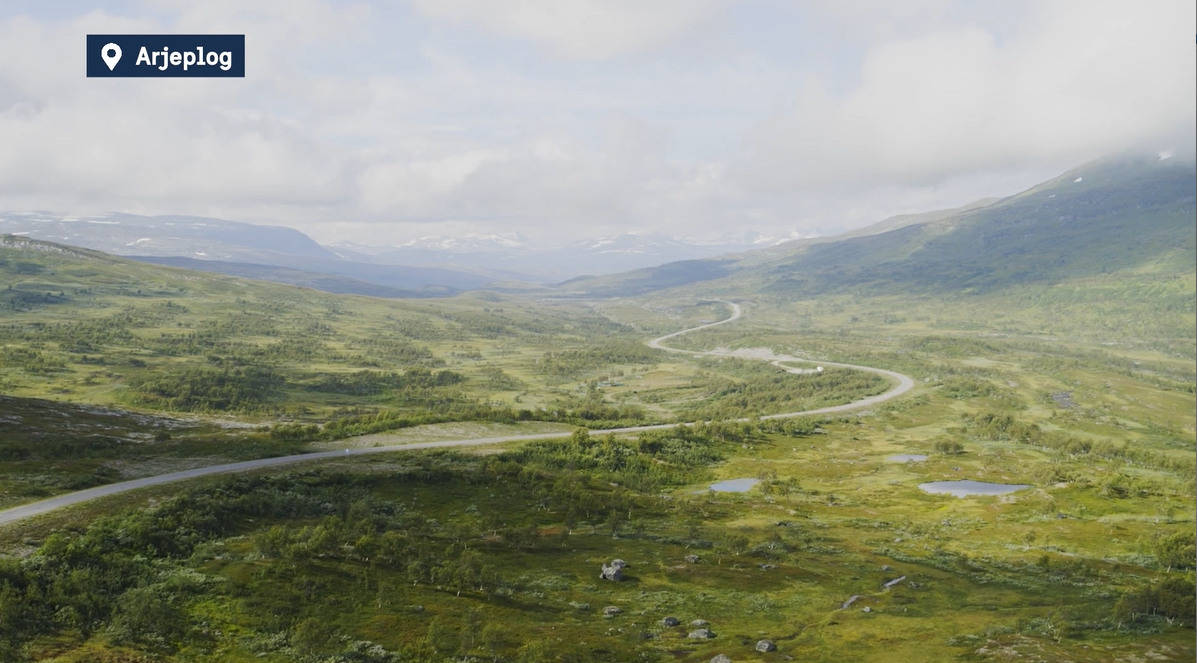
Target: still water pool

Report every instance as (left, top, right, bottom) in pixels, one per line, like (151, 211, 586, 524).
(918, 480, 1030, 497)
(707, 478, 760, 493)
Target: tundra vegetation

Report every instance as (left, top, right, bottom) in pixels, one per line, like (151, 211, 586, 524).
(0, 237, 1194, 662)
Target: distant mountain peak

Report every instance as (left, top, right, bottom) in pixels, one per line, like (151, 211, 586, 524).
(394, 232, 529, 252)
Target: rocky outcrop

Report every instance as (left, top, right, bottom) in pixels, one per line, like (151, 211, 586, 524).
(883, 575, 907, 589)
(687, 628, 715, 639)
(661, 616, 680, 627)
(600, 559, 627, 581)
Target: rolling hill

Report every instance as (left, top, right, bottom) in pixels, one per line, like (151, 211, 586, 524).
(0, 213, 507, 296)
(559, 155, 1196, 299)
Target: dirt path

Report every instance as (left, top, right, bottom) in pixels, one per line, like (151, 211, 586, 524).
(0, 300, 914, 527)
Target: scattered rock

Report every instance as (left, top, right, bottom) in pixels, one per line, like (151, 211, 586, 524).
(687, 628, 716, 640)
(908, 582, 920, 589)
(1051, 391, 1078, 409)
(685, 554, 701, 564)
(880, 565, 892, 572)
(661, 616, 680, 627)
(711, 655, 733, 663)
(603, 606, 622, 617)
(861, 606, 873, 613)
(689, 619, 709, 627)
(756, 639, 777, 652)
(882, 575, 907, 589)
(600, 559, 627, 581)
(758, 563, 777, 571)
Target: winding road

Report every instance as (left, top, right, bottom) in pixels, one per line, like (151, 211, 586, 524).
(0, 301, 914, 527)
(648, 301, 914, 418)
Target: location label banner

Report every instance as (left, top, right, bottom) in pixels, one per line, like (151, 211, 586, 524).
(87, 34, 245, 78)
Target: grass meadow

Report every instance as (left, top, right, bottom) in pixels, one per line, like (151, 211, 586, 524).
(1, 245, 1193, 662)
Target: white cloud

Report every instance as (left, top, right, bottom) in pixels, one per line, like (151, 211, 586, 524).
(407, 0, 726, 59)
(736, 0, 1195, 192)
(0, 4, 361, 217)
(0, 1, 1192, 248)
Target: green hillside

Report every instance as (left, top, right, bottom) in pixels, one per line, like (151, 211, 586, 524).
(561, 156, 1196, 303)
(558, 258, 736, 297)
(0, 235, 643, 423)
(758, 156, 1194, 295)
(0, 234, 891, 448)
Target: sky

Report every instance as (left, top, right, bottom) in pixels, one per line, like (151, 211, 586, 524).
(0, 0, 1193, 247)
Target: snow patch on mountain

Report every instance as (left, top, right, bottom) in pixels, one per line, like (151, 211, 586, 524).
(395, 232, 529, 252)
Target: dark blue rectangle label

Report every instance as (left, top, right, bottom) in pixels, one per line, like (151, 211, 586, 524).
(87, 35, 244, 77)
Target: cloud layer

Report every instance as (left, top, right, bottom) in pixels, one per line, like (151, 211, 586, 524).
(0, 0, 1191, 244)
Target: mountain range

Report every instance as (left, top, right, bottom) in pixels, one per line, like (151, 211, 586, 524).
(0, 213, 510, 296)
(0, 213, 785, 293)
(2, 155, 1193, 300)
(335, 231, 785, 281)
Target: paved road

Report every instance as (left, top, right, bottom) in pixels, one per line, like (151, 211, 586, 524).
(0, 301, 914, 527)
(647, 300, 915, 418)
(0, 433, 574, 527)
(647, 300, 744, 352)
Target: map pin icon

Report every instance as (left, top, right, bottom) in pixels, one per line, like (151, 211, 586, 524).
(101, 43, 122, 71)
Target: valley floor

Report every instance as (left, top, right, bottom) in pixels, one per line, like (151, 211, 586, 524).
(0, 294, 1192, 663)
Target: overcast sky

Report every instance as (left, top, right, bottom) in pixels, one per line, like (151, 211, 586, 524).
(0, 0, 1192, 246)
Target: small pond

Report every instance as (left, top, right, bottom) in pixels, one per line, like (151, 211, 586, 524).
(707, 478, 760, 493)
(887, 454, 928, 462)
(918, 480, 1030, 497)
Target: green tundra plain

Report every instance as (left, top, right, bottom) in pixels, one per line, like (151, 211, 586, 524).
(0, 159, 1194, 663)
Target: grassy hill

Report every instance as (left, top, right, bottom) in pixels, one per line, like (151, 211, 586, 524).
(561, 155, 1195, 302)
(756, 156, 1194, 295)
(131, 256, 455, 298)
(0, 234, 642, 421)
(0, 212, 510, 296)
(1, 234, 893, 445)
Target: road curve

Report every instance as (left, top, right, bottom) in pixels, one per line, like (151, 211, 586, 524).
(647, 300, 743, 353)
(646, 300, 915, 419)
(0, 300, 914, 527)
